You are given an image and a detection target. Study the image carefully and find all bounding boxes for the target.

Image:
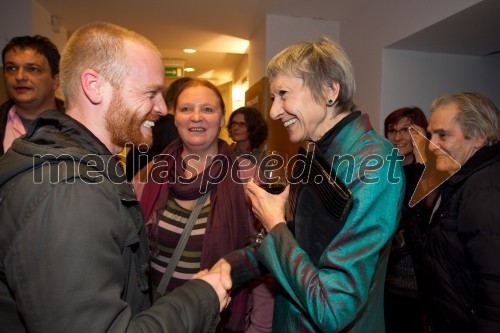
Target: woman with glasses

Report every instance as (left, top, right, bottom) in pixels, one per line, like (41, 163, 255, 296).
(384, 107, 439, 333)
(385, 107, 428, 166)
(227, 106, 268, 160)
(227, 107, 275, 333)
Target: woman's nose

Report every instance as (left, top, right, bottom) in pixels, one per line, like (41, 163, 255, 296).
(269, 99, 283, 120)
(191, 109, 202, 121)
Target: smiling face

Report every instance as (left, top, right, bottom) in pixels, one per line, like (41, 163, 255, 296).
(428, 103, 484, 172)
(387, 116, 414, 162)
(104, 42, 166, 149)
(174, 85, 225, 155)
(229, 113, 249, 143)
(269, 74, 334, 142)
(3, 47, 59, 117)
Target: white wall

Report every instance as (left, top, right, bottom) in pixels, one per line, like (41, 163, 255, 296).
(31, 0, 68, 52)
(381, 49, 500, 122)
(265, 14, 340, 64)
(256, 1, 489, 133)
(0, 0, 32, 55)
(232, 55, 248, 86)
(481, 53, 500, 103)
(0, 0, 67, 63)
(249, 14, 340, 87)
(340, 0, 483, 132)
(248, 19, 267, 87)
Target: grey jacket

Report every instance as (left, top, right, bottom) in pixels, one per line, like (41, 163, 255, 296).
(0, 110, 220, 332)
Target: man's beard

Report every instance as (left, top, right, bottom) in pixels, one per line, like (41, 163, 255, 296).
(105, 91, 155, 150)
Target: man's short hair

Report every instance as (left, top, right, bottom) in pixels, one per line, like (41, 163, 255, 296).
(431, 92, 500, 146)
(2, 35, 61, 76)
(59, 22, 160, 108)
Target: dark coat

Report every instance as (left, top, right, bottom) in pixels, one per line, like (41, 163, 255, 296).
(422, 143, 500, 333)
(0, 110, 220, 332)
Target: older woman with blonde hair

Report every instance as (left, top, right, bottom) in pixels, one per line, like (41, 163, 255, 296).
(216, 36, 404, 332)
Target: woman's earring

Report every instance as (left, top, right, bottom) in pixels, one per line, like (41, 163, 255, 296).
(327, 99, 334, 106)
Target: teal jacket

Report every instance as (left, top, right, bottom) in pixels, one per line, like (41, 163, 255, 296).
(225, 114, 404, 332)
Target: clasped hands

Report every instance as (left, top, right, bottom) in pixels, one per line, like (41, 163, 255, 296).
(193, 261, 232, 312)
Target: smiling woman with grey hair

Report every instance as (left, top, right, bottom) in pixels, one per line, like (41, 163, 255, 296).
(214, 36, 405, 332)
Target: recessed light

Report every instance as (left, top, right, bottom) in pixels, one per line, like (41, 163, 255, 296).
(183, 49, 197, 53)
(184, 67, 195, 72)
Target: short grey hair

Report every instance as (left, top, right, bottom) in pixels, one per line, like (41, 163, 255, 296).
(431, 92, 500, 146)
(266, 36, 356, 112)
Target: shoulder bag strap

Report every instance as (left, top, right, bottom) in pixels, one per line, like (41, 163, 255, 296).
(157, 190, 210, 295)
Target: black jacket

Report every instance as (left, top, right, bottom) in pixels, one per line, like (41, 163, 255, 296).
(0, 98, 65, 156)
(422, 143, 500, 333)
(0, 110, 220, 332)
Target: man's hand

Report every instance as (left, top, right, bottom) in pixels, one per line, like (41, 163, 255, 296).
(193, 262, 232, 312)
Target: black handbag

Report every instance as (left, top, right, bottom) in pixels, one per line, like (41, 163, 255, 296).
(285, 145, 353, 265)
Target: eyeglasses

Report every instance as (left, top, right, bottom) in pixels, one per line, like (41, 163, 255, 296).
(387, 127, 411, 138)
(230, 121, 247, 128)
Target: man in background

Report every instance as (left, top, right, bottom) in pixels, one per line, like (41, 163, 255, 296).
(0, 22, 230, 332)
(0, 35, 64, 156)
(422, 92, 500, 332)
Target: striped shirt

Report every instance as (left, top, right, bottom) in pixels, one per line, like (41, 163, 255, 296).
(150, 197, 210, 299)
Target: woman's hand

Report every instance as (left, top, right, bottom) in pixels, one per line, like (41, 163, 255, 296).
(246, 179, 289, 232)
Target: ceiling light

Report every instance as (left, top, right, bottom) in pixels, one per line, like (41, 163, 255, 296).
(183, 49, 197, 53)
(184, 67, 195, 72)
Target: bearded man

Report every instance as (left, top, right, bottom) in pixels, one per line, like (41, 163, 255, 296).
(0, 22, 231, 332)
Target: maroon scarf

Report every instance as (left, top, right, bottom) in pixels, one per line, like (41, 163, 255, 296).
(140, 138, 251, 269)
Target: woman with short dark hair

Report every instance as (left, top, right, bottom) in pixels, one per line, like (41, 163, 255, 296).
(227, 106, 268, 159)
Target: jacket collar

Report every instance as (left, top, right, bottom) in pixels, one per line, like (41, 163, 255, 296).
(326, 113, 373, 157)
(446, 143, 500, 187)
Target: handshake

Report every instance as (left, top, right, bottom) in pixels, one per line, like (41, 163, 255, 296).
(193, 259, 232, 312)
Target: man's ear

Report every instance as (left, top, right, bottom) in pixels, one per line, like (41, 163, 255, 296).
(81, 69, 103, 105)
(52, 73, 60, 91)
(473, 134, 488, 149)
